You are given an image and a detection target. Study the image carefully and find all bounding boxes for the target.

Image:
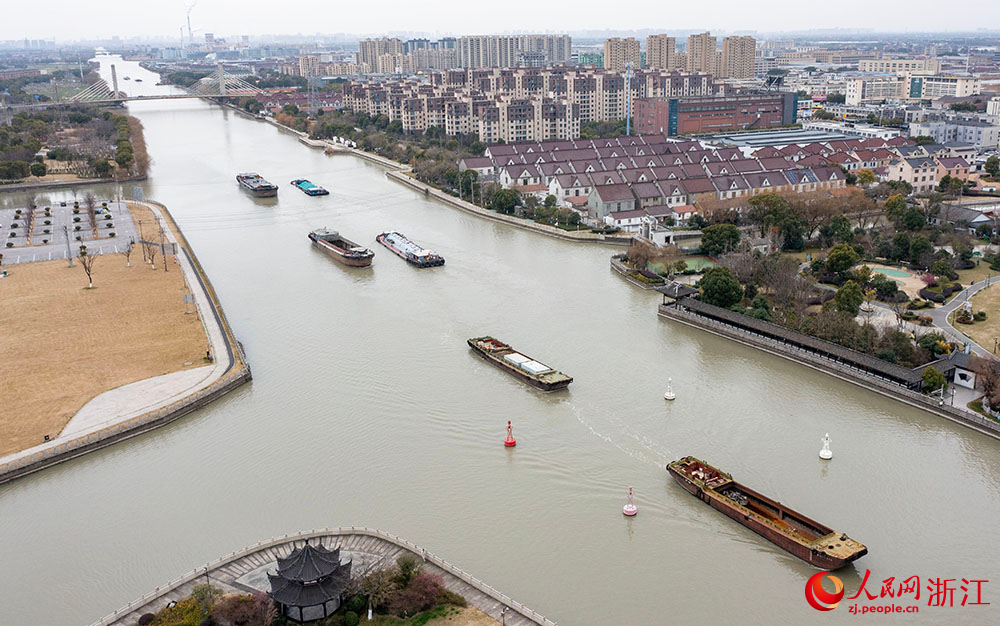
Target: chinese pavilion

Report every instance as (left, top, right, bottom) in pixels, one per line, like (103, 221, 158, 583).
(267, 541, 353, 623)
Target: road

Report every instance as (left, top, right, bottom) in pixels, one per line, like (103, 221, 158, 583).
(928, 276, 998, 356)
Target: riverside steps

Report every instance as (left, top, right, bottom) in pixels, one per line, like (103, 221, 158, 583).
(91, 528, 556, 626)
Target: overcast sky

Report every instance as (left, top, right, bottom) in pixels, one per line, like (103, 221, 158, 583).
(4, 0, 999, 41)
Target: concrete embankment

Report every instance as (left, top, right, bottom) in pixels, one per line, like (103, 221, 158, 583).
(90, 527, 556, 626)
(610, 254, 663, 290)
(0, 200, 251, 485)
(658, 304, 1000, 440)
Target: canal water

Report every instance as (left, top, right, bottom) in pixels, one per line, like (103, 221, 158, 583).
(1, 58, 998, 626)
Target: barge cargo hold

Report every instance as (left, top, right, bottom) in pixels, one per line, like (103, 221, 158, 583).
(291, 179, 330, 196)
(236, 172, 279, 197)
(467, 336, 572, 391)
(308, 228, 374, 267)
(667, 456, 867, 570)
(376, 231, 445, 267)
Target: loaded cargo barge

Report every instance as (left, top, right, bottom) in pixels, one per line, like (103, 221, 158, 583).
(291, 179, 329, 196)
(667, 456, 867, 570)
(236, 172, 278, 197)
(467, 336, 572, 391)
(376, 231, 444, 267)
(308, 228, 374, 267)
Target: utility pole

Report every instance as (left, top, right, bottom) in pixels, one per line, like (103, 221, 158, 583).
(63, 225, 73, 267)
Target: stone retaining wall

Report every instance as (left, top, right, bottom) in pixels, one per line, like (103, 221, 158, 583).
(658, 304, 1000, 440)
(610, 255, 662, 290)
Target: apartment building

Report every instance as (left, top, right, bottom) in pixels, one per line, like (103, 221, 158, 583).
(341, 66, 718, 142)
(687, 32, 718, 75)
(603, 38, 641, 72)
(358, 38, 404, 69)
(646, 34, 678, 70)
(909, 120, 999, 150)
(720, 36, 756, 79)
(858, 57, 942, 74)
(457, 34, 571, 68)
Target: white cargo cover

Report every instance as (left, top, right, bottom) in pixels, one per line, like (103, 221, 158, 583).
(503, 353, 530, 366)
(519, 360, 552, 375)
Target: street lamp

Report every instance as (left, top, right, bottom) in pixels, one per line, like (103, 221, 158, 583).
(500, 607, 507, 626)
(993, 337, 998, 354)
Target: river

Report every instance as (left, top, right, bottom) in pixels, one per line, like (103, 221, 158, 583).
(0, 57, 998, 626)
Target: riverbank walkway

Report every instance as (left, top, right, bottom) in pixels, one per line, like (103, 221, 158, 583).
(90, 528, 555, 626)
(0, 200, 250, 484)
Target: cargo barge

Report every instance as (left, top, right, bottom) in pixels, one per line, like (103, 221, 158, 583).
(376, 231, 444, 267)
(291, 179, 329, 196)
(308, 228, 374, 267)
(667, 456, 867, 570)
(467, 336, 572, 391)
(236, 172, 278, 197)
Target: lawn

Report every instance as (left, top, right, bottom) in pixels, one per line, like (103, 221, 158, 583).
(956, 284, 1000, 352)
(370, 606, 497, 626)
(0, 205, 208, 457)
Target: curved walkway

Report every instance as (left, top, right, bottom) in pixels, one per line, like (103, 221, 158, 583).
(928, 277, 997, 356)
(90, 528, 556, 626)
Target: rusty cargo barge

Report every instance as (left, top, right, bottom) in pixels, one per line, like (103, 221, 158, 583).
(467, 336, 572, 391)
(308, 228, 374, 267)
(667, 456, 867, 570)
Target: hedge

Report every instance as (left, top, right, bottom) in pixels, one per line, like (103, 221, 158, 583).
(919, 288, 945, 303)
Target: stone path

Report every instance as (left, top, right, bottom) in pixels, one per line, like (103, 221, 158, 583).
(91, 529, 555, 626)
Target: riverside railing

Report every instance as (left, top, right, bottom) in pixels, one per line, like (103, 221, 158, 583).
(659, 304, 1000, 438)
(89, 527, 557, 626)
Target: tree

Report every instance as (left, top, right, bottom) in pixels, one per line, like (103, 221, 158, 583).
(489, 188, 520, 214)
(543, 194, 557, 208)
(985, 156, 1000, 178)
(922, 366, 946, 392)
(393, 555, 422, 589)
(829, 215, 854, 244)
(834, 280, 864, 316)
(700, 223, 740, 256)
(78, 244, 97, 288)
(626, 241, 654, 270)
(857, 169, 876, 186)
(931, 258, 954, 279)
(971, 356, 1000, 407)
(29, 162, 46, 177)
(910, 135, 937, 146)
(826, 242, 859, 275)
(908, 235, 933, 268)
(360, 569, 395, 614)
(191, 584, 224, 615)
(387, 120, 403, 134)
(121, 239, 134, 267)
(390, 573, 444, 617)
(700, 266, 743, 308)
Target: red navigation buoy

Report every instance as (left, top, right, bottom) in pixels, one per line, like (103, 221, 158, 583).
(623, 486, 638, 516)
(504, 420, 516, 447)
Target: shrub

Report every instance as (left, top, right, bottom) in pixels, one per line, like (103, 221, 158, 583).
(919, 288, 944, 303)
(41, 239, 48, 243)
(8, 232, 14, 238)
(975, 311, 987, 321)
(15, 209, 21, 214)
(11, 222, 18, 228)
(210, 592, 275, 626)
(73, 208, 80, 214)
(43, 220, 51, 225)
(43, 229, 49, 234)
(149, 597, 203, 626)
(344, 611, 359, 626)
(920, 273, 937, 287)
(109, 232, 116, 237)
(106, 223, 114, 228)
(74, 217, 81, 222)
(917, 316, 933, 326)
(138, 615, 155, 626)
(76, 236, 82, 240)
(346, 595, 366, 614)
(390, 573, 444, 617)
(190, 584, 224, 615)
(75, 225, 81, 231)
(393, 556, 422, 589)
(5, 242, 12, 248)
(105, 214, 112, 220)
(900, 311, 917, 321)
(437, 588, 468, 607)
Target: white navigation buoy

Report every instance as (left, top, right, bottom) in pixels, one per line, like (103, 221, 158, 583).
(819, 433, 833, 460)
(664, 377, 676, 401)
(623, 486, 638, 516)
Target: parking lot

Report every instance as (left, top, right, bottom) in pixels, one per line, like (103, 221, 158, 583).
(0, 200, 141, 264)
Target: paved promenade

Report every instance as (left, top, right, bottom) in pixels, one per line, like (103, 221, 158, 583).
(91, 528, 555, 626)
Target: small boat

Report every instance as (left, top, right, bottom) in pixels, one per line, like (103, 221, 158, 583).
(376, 231, 444, 267)
(308, 228, 374, 267)
(135, 78, 143, 82)
(236, 172, 278, 197)
(123, 76, 131, 80)
(291, 179, 329, 196)
(667, 456, 868, 570)
(467, 336, 572, 391)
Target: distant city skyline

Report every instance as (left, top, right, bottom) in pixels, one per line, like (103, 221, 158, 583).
(3, 0, 1000, 42)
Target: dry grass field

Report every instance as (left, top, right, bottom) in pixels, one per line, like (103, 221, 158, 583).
(964, 284, 1000, 353)
(0, 206, 207, 457)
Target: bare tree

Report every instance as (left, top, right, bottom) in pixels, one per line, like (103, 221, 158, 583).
(121, 239, 134, 267)
(78, 244, 97, 288)
(145, 239, 158, 270)
(84, 192, 98, 236)
(972, 355, 1000, 409)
